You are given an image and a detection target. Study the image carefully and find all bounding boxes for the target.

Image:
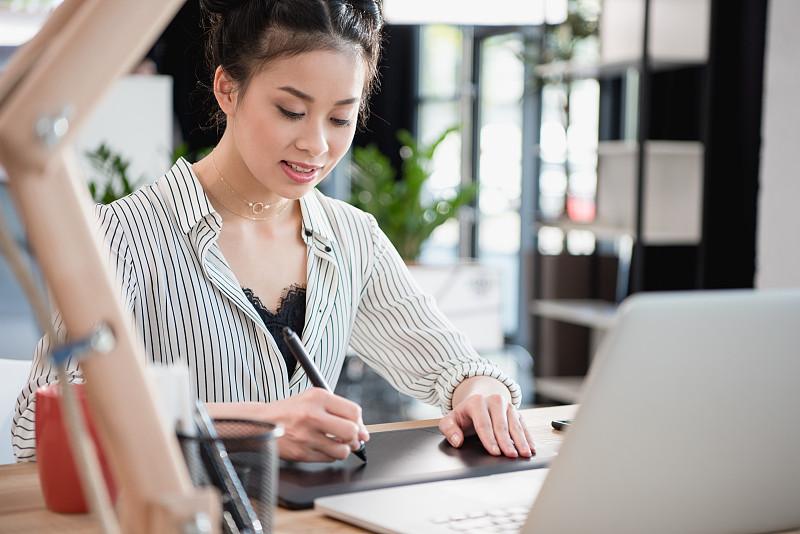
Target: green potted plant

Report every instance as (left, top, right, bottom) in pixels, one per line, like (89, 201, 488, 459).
(84, 142, 214, 205)
(84, 143, 142, 205)
(349, 127, 476, 261)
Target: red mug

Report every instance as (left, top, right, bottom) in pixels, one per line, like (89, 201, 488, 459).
(35, 382, 118, 513)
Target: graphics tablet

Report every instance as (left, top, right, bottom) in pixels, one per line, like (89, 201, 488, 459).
(277, 425, 557, 509)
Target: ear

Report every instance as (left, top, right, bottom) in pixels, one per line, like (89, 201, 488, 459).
(213, 66, 238, 117)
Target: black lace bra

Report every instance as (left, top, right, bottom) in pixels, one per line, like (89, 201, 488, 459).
(243, 284, 306, 376)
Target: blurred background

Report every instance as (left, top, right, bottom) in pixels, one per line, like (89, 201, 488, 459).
(1, 0, 798, 422)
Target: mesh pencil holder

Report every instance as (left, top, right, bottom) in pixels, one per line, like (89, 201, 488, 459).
(178, 419, 283, 533)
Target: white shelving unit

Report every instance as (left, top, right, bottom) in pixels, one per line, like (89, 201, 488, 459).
(533, 375, 586, 405)
(595, 139, 704, 244)
(530, 299, 617, 330)
(530, 299, 617, 404)
(530, 0, 711, 404)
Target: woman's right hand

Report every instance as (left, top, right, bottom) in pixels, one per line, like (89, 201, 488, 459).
(205, 388, 369, 462)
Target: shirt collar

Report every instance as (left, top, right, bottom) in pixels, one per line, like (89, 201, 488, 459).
(158, 157, 218, 235)
(299, 189, 335, 246)
(160, 158, 335, 246)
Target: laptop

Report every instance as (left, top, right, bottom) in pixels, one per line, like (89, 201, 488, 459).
(316, 289, 800, 534)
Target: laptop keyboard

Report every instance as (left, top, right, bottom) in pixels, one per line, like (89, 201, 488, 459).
(430, 506, 529, 533)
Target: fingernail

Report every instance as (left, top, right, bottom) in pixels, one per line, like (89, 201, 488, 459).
(450, 434, 461, 447)
(492, 445, 501, 455)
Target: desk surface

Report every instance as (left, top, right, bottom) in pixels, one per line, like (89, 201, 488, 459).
(0, 406, 800, 534)
(10, 404, 795, 534)
(0, 405, 575, 534)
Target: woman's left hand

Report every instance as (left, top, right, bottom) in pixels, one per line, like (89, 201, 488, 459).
(438, 376, 535, 458)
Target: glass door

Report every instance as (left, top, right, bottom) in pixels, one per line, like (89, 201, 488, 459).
(474, 30, 527, 337)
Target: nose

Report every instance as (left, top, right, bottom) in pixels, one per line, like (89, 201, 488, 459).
(295, 119, 328, 158)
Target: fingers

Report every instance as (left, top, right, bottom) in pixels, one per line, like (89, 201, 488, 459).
(439, 413, 465, 448)
(484, 397, 535, 458)
(279, 428, 353, 462)
(323, 390, 370, 443)
(470, 395, 504, 456)
(507, 404, 534, 457)
(277, 388, 368, 462)
(444, 394, 536, 458)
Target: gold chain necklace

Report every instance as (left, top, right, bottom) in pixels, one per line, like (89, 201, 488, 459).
(211, 151, 289, 218)
(210, 192, 291, 221)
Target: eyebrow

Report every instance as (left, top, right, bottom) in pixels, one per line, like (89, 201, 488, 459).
(278, 86, 359, 107)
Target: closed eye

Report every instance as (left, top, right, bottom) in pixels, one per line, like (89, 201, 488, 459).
(278, 106, 303, 120)
(331, 117, 352, 127)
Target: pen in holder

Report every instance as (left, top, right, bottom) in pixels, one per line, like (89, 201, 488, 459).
(177, 401, 284, 534)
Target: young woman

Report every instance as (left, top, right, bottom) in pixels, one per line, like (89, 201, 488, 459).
(13, 0, 534, 463)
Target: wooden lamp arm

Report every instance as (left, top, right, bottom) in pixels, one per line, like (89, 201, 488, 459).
(0, 1, 220, 532)
(0, 0, 183, 171)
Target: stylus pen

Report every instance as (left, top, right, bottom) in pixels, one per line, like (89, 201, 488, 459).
(282, 326, 367, 463)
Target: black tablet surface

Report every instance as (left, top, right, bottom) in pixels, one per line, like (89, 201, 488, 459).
(277, 425, 556, 509)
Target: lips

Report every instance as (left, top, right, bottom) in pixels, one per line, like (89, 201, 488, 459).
(281, 160, 321, 184)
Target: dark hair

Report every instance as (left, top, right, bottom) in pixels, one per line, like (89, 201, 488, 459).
(200, 0, 383, 129)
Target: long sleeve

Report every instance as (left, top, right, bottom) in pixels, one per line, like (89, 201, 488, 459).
(348, 215, 521, 412)
(11, 162, 524, 462)
(11, 205, 138, 462)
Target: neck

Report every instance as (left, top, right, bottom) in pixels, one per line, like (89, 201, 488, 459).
(193, 154, 292, 223)
(211, 150, 289, 218)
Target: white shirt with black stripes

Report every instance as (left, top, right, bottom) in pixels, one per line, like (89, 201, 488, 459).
(11, 158, 520, 461)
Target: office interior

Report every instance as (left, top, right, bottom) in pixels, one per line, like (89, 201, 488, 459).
(1, 0, 799, 437)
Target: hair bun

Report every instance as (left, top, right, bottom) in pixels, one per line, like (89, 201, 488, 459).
(199, 0, 249, 16)
(345, 0, 383, 28)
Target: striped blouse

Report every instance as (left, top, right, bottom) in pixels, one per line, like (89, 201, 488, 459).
(12, 158, 520, 461)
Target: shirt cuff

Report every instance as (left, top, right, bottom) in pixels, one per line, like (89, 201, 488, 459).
(435, 359, 523, 412)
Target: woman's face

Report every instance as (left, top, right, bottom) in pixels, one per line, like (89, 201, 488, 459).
(220, 49, 365, 200)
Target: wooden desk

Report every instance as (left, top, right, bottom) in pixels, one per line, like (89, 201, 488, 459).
(0, 405, 576, 534)
(3, 403, 799, 534)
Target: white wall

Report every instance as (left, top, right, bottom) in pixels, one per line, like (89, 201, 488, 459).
(0, 74, 173, 361)
(756, 0, 800, 288)
(77, 74, 174, 188)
